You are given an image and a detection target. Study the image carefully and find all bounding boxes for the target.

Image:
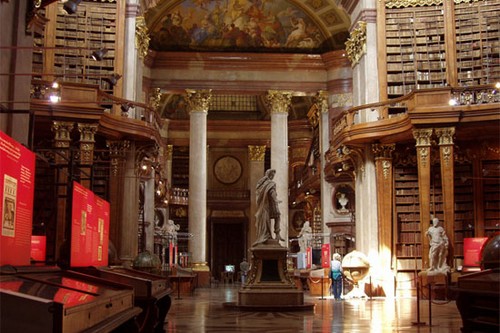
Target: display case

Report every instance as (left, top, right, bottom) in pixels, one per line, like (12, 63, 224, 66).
(0, 267, 140, 333)
(74, 266, 172, 333)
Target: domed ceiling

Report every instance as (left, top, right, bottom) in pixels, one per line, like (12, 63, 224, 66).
(144, 0, 351, 54)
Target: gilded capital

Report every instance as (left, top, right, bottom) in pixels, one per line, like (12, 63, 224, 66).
(165, 145, 173, 161)
(107, 140, 131, 176)
(248, 145, 266, 161)
(345, 21, 367, 67)
(51, 121, 74, 143)
(315, 90, 329, 114)
(186, 89, 212, 113)
(372, 143, 395, 159)
(77, 123, 98, 143)
(412, 128, 433, 147)
(266, 90, 292, 114)
(135, 16, 150, 60)
(435, 127, 455, 146)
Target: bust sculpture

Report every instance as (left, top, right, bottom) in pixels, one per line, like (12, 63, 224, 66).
(337, 192, 349, 212)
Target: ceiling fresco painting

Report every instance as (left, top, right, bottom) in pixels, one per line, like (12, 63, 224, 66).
(147, 0, 345, 53)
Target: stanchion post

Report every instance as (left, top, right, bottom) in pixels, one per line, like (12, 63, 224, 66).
(412, 279, 427, 326)
(428, 283, 432, 327)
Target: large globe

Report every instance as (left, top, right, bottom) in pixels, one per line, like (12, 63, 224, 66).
(342, 250, 370, 283)
(481, 233, 500, 270)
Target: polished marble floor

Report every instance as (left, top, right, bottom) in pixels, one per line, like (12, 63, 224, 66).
(163, 283, 464, 333)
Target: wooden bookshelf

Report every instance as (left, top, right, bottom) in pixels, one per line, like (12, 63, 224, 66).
(455, 1, 500, 86)
(453, 163, 475, 259)
(482, 160, 500, 237)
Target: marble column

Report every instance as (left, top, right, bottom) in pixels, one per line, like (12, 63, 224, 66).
(435, 127, 455, 269)
(248, 145, 266, 250)
(316, 91, 335, 226)
(186, 89, 212, 269)
(413, 129, 434, 269)
(123, 1, 139, 103)
(51, 121, 74, 263)
(266, 90, 292, 246)
(372, 143, 395, 297)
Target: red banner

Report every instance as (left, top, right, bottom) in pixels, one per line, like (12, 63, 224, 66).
(31, 235, 47, 262)
(70, 181, 110, 267)
(0, 131, 35, 266)
(321, 243, 331, 268)
(306, 247, 312, 269)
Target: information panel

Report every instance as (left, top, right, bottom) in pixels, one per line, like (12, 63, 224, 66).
(0, 131, 35, 266)
(70, 181, 110, 267)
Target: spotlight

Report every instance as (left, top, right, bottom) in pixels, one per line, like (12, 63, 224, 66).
(91, 48, 108, 61)
(448, 98, 458, 106)
(106, 73, 122, 86)
(121, 103, 131, 113)
(63, 0, 82, 15)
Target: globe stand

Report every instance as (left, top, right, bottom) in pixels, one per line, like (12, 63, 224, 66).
(343, 280, 368, 299)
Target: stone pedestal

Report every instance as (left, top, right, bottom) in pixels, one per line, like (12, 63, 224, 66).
(225, 240, 314, 311)
(418, 270, 449, 300)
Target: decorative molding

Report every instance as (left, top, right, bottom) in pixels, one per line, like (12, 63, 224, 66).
(385, 0, 443, 8)
(77, 123, 99, 165)
(185, 89, 212, 113)
(149, 87, 162, 110)
(412, 128, 433, 147)
(107, 140, 131, 176)
(266, 90, 292, 114)
(136, 16, 150, 60)
(345, 21, 366, 68)
(435, 127, 455, 146)
(315, 90, 329, 114)
(248, 145, 266, 161)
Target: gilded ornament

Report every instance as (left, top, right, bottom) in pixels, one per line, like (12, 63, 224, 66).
(266, 90, 292, 114)
(135, 16, 150, 60)
(441, 146, 452, 167)
(248, 145, 266, 161)
(412, 128, 433, 146)
(435, 127, 455, 146)
(186, 89, 212, 113)
(385, 0, 443, 8)
(345, 21, 367, 67)
(382, 160, 391, 180)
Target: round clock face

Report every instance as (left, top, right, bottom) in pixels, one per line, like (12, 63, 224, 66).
(214, 156, 242, 184)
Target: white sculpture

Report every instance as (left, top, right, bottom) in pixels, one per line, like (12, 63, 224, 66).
(297, 221, 312, 253)
(426, 217, 450, 274)
(337, 192, 349, 212)
(162, 219, 180, 243)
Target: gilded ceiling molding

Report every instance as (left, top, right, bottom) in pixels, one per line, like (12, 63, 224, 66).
(248, 145, 266, 162)
(107, 140, 131, 176)
(345, 21, 366, 68)
(266, 90, 292, 114)
(385, 0, 443, 8)
(136, 16, 150, 60)
(185, 89, 212, 113)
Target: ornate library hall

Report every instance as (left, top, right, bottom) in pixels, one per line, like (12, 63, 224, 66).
(1, 0, 498, 332)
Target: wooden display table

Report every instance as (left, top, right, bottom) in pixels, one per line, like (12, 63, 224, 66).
(307, 276, 331, 297)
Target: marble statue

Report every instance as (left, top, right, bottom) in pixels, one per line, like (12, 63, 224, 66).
(162, 219, 180, 243)
(253, 169, 284, 246)
(297, 221, 312, 253)
(426, 217, 450, 273)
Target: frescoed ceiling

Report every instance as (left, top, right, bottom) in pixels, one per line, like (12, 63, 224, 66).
(144, 0, 352, 53)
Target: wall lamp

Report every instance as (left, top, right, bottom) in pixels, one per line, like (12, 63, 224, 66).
(91, 48, 108, 61)
(63, 0, 82, 15)
(106, 73, 122, 86)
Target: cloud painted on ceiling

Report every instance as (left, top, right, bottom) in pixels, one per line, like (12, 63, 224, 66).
(148, 0, 335, 53)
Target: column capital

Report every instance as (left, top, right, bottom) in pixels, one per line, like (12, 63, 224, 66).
(248, 145, 266, 161)
(165, 144, 173, 161)
(266, 90, 292, 114)
(186, 89, 212, 113)
(106, 140, 131, 176)
(315, 90, 329, 114)
(77, 123, 99, 165)
(435, 127, 455, 145)
(372, 143, 395, 159)
(51, 121, 74, 144)
(412, 128, 434, 147)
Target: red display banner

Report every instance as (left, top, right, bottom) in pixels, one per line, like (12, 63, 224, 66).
(0, 131, 35, 266)
(321, 243, 331, 268)
(463, 237, 488, 267)
(31, 235, 47, 262)
(306, 247, 312, 269)
(70, 181, 110, 267)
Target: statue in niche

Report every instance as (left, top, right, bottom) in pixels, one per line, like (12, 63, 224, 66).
(253, 169, 284, 246)
(297, 221, 312, 253)
(336, 192, 349, 213)
(426, 217, 450, 274)
(161, 219, 180, 244)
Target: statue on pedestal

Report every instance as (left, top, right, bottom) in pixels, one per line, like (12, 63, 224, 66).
(162, 219, 180, 244)
(426, 217, 450, 273)
(253, 169, 284, 246)
(297, 221, 312, 253)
